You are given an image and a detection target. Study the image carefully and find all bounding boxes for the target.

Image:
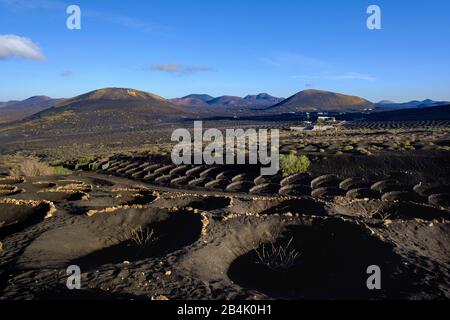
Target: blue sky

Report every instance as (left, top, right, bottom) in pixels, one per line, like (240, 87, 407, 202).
(1, 0, 449, 102)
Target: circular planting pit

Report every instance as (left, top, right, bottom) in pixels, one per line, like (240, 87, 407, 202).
(259, 198, 327, 216)
(187, 196, 231, 211)
(0, 185, 22, 196)
(18, 207, 203, 270)
(381, 191, 421, 202)
(32, 182, 57, 189)
(279, 184, 312, 197)
(155, 175, 174, 185)
(339, 178, 370, 191)
(130, 171, 147, 179)
(250, 183, 280, 195)
(414, 183, 450, 197)
(0, 198, 56, 236)
(280, 173, 312, 187)
(124, 167, 143, 176)
(380, 202, 449, 220)
(371, 180, 401, 193)
(226, 181, 255, 193)
(346, 188, 380, 199)
(217, 170, 239, 180)
(116, 164, 139, 174)
(228, 219, 402, 299)
(142, 164, 162, 173)
(154, 195, 231, 211)
(143, 172, 160, 182)
(205, 179, 230, 190)
(37, 190, 88, 202)
(254, 175, 282, 186)
(121, 191, 158, 206)
(230, 198, 327, 217)
(428, 194, 450, 209)
(311, 187, 345, 198)
(170, 165, 191, 176)
(200, 167, 223, 179)
(171, 176, 190, 186)
(185, 166, 206, 177)
(154, 165, 176, 176)
(188, 177, 212, 188)
(232, 172, 259, 183)
(311, 175, 340, 189)
(0, 177, 25, 185)
(57, 180, 88, 188)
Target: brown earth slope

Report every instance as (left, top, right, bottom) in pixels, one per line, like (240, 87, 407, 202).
(264, 89, 374, 113)
(0, 88, 197, 134)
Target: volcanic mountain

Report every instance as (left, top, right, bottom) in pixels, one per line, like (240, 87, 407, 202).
(365, 104, 450, 121)
(171, 93, 283, 109)
(243, 93, 284, 109)
(264, 89, 374, 113)
(0, 96, 65, 123)
(375, 99, 450, 110)
(2, 88, 195, 134)
(170, 94, 215, 108)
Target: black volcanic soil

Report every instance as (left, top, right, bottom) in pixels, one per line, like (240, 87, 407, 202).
(0, 170, 449, 300)
(0, 114, 449, 300)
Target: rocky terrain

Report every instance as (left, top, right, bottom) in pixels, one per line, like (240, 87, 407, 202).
(0, 148, 449, 300)
(0, 87, 449, 300)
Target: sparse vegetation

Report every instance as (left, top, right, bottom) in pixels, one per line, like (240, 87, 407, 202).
(5, 157, 72, 177)
(343, 145, 354, 151)
(75, 156, 94, 166)
(279, 153, 311, 177)
(255, 237, 300, 272)
(126, 226, 156, 246)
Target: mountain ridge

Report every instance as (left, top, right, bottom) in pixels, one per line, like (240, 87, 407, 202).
(263, 89, 374, 113)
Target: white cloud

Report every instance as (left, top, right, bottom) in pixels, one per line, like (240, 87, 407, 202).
(0, 34, 45, 61)
(150, 63, 211, 75)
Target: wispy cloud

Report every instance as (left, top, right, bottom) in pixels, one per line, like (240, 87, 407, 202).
(150, 63, 211, 75)
(0, 0, 64, 10)
(264, 52, 376, 82)
(325, 72, 376, 81)
(292, 72, 376, 82)
(0, 0, 162, 33)
(60, 69, 73, 77)
(0, 34, 45, 61)
(262, 52, 328, 69)
(83, 10, 161, 34)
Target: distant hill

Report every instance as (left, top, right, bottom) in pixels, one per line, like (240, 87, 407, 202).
(1, 88, 195, 134)
(376, 99, 450, 110)
(183, 94, 215, 102)
(364, 104, 450, 121)
(243, 93, 284, 109)
(264, 89, 374, 113)
(171, 93, 283, 109)
(170, 94, 215, 108)
(206, 96, 250, 108)
(0, 96, 65, 123)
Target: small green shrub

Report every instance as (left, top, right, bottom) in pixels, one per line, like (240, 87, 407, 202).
(343, 145, 354, 151)
(76, 156, 93, 166)
(52, 166, 72, 175)
(279, 153, 311, 177)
